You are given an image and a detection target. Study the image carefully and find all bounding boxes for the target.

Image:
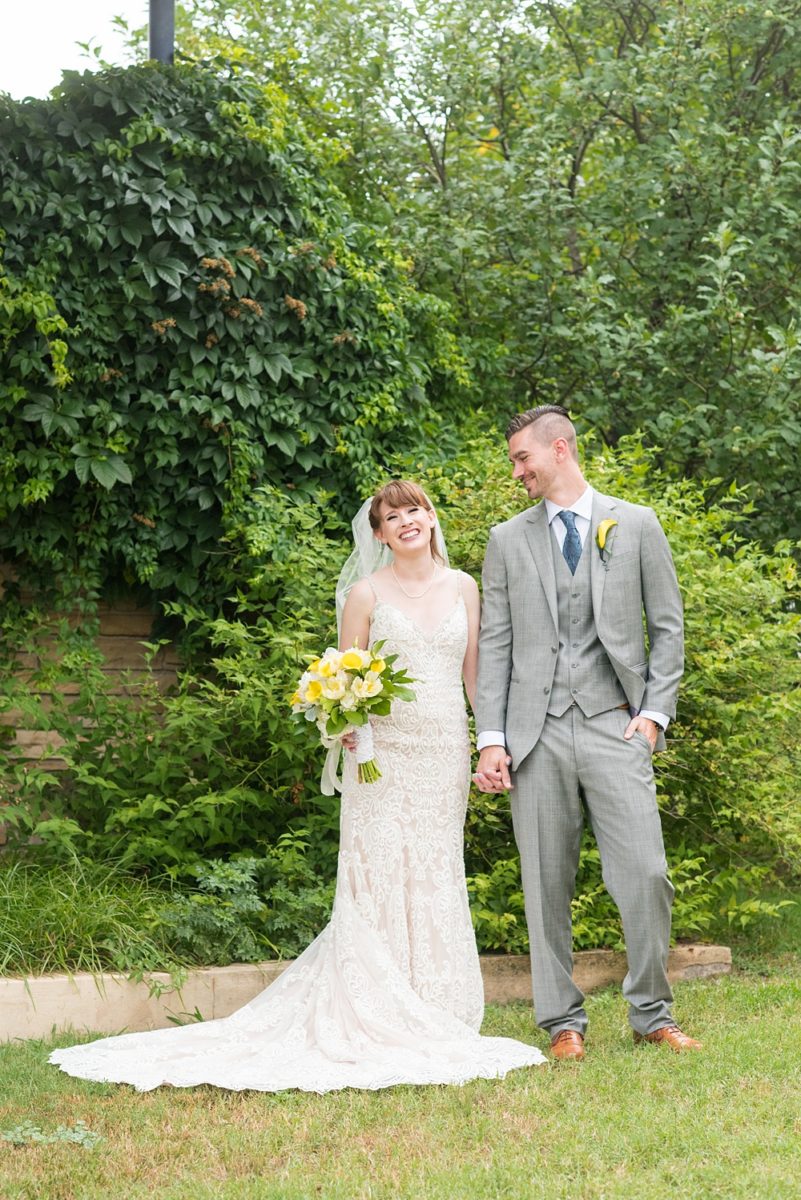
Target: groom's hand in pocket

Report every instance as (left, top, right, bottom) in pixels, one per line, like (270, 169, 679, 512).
(473, 746, 513, 793)
(623, 715, 658, 752)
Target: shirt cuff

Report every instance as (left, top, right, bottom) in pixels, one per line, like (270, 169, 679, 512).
(477, 730, 506, 751)
(639, 710, 670, 732)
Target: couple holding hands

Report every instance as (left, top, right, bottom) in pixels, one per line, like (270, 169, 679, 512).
(52, 404, 700, 1094)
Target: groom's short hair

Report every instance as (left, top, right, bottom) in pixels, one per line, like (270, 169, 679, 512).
(505, 405, 578, 459)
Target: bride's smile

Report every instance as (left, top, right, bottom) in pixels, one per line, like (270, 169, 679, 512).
(378, 503, 436, 556)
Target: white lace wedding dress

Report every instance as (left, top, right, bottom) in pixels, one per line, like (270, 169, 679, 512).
(50, 584, 546, 1092)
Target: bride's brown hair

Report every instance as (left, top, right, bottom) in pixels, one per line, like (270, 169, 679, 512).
(368, 480, 445, 564)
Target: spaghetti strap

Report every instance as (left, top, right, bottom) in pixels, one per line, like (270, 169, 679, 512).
(453, 569, 463, 597)
(366, 575, 380, 600)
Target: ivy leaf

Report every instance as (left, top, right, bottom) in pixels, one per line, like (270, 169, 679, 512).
(21, 396, 54, 425)
(166, 215, 195, 240)
(264, 354, 293, 383)
(73, 455, 91, 484)
(89, 456, 133, 489)
(154, 263, 183, 290)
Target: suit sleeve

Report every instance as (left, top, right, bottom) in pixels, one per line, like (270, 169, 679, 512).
(640, 508, 684, 719)
(476, 527, 514, 737)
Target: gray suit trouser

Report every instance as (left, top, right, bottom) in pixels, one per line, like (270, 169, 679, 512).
(511, 704, 675, 1037)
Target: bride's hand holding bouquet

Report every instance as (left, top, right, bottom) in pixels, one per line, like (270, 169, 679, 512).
(291, 642, 415, 783)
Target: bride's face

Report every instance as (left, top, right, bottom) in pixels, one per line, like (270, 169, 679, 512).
(375, 502, 436, 555)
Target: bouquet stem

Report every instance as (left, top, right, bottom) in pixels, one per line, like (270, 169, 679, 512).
(357, 759, 382, 784)
(354, 723, 381, 785)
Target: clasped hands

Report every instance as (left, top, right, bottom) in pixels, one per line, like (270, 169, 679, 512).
(472, 716, 659, 794)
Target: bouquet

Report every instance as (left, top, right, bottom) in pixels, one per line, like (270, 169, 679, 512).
(291, 642, 415, 783)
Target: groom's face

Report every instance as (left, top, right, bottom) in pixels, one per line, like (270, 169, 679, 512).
(508, 428, 557, 500)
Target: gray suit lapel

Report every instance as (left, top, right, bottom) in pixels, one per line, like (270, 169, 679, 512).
(524, 504, 558, 632)
(590, 492, 619, 622)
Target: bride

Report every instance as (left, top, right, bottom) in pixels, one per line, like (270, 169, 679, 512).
(50, 481, 546, 1092)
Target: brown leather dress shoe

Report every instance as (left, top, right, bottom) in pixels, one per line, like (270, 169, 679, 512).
(550, 1030, 585, 1061)
(634, 1024, 702, 1052)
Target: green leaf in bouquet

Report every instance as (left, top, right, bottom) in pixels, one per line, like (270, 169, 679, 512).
(369, 699, 392, 716)
(393, 687, 416, 702)
(326, 712, 349, 736)
(349, 710, 368, 726)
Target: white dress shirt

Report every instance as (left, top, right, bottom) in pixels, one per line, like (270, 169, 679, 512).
(477, 486, 669, 751)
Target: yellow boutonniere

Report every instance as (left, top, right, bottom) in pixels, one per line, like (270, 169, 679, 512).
(596, 518, 618, 556)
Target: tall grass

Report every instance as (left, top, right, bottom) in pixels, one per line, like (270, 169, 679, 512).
(0, 855, 179, 977)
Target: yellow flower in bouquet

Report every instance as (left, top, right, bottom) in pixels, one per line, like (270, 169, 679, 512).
(291, 640, 415, 784)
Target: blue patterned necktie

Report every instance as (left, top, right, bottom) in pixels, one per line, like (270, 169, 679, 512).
(558, 509, 582, 574)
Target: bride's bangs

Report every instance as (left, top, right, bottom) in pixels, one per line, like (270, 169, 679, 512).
(369, 480, 444, 563)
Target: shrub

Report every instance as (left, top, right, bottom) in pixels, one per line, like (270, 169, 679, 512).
(157, 858, 271, 966)
(0, 63, 467, 605)
(0, 486, 344, 878)
(3, 434, 799, 953)
(156, 836, 334, 965)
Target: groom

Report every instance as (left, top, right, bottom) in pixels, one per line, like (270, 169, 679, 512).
(473, 406, 701, 1060)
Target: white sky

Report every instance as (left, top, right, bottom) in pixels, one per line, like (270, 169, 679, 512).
(0, 1, 150, 100)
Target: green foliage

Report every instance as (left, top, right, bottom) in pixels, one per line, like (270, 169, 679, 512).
(255, 830, 336, 959)
(0, 487, 344, 879)
(0, 63, 466, 602)
(175, 0, 801, 545)
(157, 858, 270, 965)
(467, 858, 529, 955)
(5, 435, 799, 956)
(156, 839, 334, 964)
(0, 856, 177, 977)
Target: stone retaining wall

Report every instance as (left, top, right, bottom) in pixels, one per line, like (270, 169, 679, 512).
(1, 944, 731, 1042)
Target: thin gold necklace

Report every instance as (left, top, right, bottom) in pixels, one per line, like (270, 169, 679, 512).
(391, 561, 440, 599)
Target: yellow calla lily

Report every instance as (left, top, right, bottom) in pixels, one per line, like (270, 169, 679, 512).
(596, 518, 618, 550)
(341, 649, 363, 670)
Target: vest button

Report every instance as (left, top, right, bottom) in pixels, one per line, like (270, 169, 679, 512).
(551, 646, 558, 654)
(571, 618, 579, 624)
(543, 687, 550, 694)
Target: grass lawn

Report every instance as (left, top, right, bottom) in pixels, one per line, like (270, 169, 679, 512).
(2, 909, 800, 1200)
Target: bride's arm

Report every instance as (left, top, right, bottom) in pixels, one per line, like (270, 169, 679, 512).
(338, 580, 375, 753)
(339, 578, 374, 652)
(461, 572, 481, 711)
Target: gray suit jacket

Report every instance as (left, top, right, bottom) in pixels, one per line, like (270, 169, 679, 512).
(476, 490, 684, 768)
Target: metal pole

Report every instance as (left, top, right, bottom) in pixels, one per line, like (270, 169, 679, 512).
(149, 0, 175, 64)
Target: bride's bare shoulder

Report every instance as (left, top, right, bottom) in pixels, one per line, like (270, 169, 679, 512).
(345, 577, 375, 607)
(455, 569, 479, 596)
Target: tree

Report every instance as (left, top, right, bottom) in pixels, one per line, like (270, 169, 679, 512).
(170, 0, 801, 543)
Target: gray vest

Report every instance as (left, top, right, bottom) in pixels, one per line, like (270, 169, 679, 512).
(546, 529, 627, 718)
